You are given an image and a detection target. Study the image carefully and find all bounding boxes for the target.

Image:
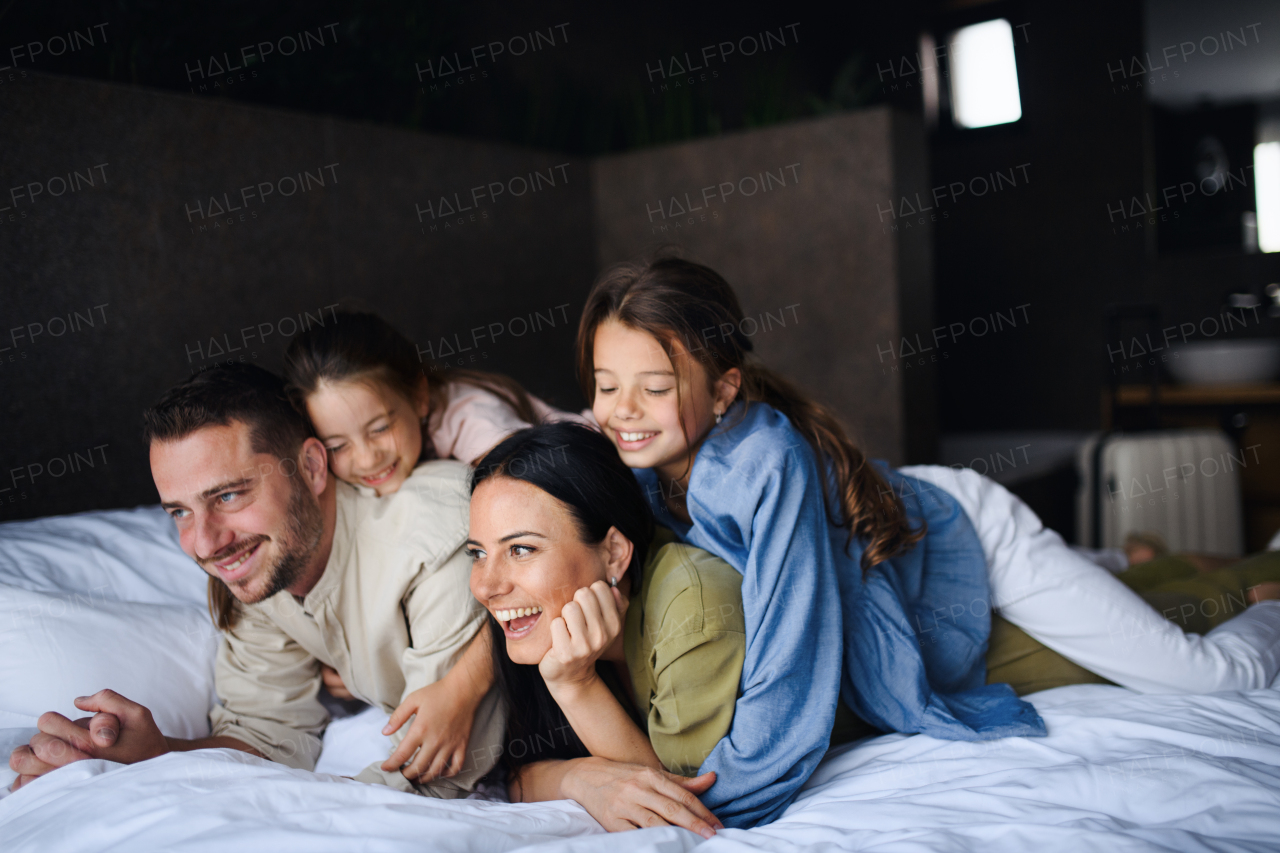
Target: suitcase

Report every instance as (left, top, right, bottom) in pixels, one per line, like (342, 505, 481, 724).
(1076, 429, 1245, 557)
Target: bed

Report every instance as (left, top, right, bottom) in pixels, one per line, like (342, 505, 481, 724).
(2, 507, 1279, 852)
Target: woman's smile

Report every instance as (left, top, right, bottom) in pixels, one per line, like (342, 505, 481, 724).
(495, 605, 544, 638)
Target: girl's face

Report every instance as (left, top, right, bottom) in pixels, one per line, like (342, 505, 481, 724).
(591, 319, 737, 482)
(467, 476, 630, 665)
(306, 377, 428, 496)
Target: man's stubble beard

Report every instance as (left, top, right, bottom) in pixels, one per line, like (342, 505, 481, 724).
(235, 477, 325, 604)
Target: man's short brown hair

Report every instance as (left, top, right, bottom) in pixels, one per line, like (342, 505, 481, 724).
(142, 363, 311, 460)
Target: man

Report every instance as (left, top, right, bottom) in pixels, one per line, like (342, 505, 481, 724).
(9, 364, 503, 795)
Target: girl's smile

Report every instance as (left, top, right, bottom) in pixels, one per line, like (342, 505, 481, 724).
(590, 319, 740, 495)
(305, 377, 429, 496)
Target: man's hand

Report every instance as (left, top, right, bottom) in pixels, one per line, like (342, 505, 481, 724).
(8, 690, 170, 791)
(8, 709, 116, 791)
(321, 664, 355, 701)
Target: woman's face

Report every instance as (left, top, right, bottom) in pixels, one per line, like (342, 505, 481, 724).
(306, 377, 427, 496)
(591, 319, 730, 483)
(467, 476, 620, 665)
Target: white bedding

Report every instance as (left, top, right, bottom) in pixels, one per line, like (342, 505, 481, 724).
(4, 508, 1280, 851)
(3, 684, 1278, 853)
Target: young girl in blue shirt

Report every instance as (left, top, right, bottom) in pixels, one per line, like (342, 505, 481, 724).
(576, 255, 1280, 829)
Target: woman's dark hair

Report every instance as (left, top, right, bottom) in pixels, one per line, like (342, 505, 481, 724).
(282, 311, 541, 448)
(471, 422, 655, 772)
(576, 254, 924, 572)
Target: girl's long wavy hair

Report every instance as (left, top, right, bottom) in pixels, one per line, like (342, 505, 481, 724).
(575, 255, 924, 571)
(282, 311, 540, 445)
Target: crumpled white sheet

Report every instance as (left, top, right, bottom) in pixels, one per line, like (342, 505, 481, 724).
(4, 684, 1278, 853)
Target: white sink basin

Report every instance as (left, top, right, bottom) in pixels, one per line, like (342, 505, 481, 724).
(1167, 339, 1280, 385)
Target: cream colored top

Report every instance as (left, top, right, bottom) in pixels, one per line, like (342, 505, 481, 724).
(208, 460, 504, 797)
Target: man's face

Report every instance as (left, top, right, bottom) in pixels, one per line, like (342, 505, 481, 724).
(150, 421, 323, 604)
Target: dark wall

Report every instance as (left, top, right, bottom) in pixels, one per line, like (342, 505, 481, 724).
(0, 73, 596, 521)
(930, 0, 1149, 432)
(590, 108, 934, 465)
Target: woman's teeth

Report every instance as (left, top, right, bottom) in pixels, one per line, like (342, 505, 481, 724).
(619, 431, 655, 442)
(495, 606, 543, 622)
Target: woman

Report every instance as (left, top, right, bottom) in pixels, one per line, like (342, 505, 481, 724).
(466, 421, 813, 837)
(574, 254, 1280, 827)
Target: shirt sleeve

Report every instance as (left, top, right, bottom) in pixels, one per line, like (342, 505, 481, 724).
(208, 604, 328, 771)
(432, 385, 533, 465)
(354, 542, 504, 791)
(691, 434, 844, 828)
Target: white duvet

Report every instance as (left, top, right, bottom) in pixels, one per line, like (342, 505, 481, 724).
(3, 684, 1278, 853)
(3, 507, 1280, 852)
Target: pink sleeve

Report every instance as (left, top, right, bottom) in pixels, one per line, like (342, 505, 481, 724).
(430, 385, 533, 465)
(431, 385, 600, 465)
(531, 397, 599, 430)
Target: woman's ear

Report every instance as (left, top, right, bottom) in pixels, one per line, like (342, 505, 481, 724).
(714, 368, 742, 412)
(298, 437, 330, 496)
(601, 526, 635, 586)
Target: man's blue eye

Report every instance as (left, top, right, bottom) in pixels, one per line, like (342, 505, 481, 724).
(219, 493, 237, 503)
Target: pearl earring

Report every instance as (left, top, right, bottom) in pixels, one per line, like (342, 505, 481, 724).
(715, 410, 722, 424)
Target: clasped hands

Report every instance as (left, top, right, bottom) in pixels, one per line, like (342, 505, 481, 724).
(8, 689, 169, 791)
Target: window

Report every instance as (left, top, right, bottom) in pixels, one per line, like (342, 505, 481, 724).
(1254, 141, 1280, 253)
(947, 19, 1023, 129)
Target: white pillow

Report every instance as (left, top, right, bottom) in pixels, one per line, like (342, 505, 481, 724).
(0, 506, 205, 606)
(0, 584, 218, 743)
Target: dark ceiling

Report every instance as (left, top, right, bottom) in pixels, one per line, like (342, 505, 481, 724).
(1, 0, 936, 153)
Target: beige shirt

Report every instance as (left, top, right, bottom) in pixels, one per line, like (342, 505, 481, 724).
(208, 460, 505, 797)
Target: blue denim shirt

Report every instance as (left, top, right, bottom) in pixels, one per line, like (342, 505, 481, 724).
(633, 401, 1045, 828)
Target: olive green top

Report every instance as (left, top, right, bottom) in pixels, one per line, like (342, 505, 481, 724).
(611, 528, 874, 776)
(617, 528, 747, 775)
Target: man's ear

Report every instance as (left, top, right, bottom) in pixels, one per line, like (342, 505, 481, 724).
(602, 526, 635, 585)
(414, 375, 431, 420)
(298, 437, 329, 496)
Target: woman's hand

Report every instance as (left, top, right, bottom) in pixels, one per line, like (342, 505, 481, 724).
(559, 756, 722, 838)
(539, 581, 627, 695)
